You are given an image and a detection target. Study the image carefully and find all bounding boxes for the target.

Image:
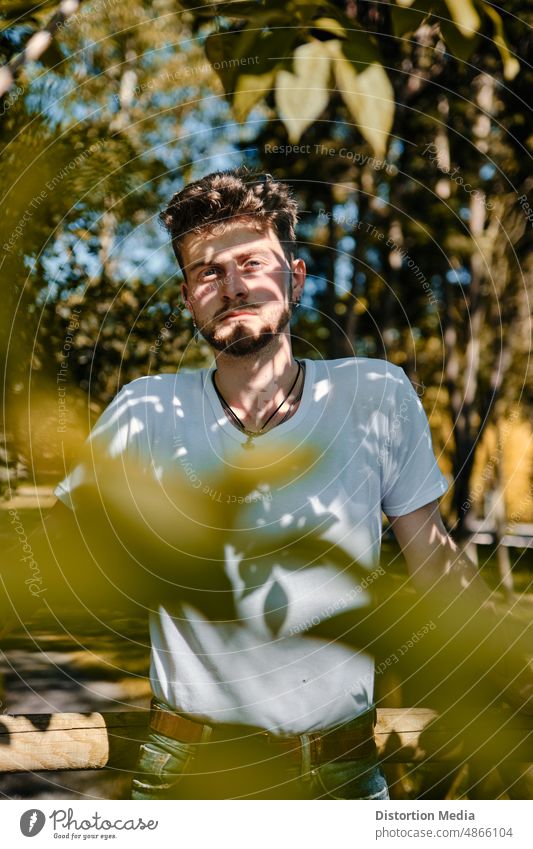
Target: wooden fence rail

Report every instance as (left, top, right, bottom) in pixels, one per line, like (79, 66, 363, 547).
(0, 709, 531, 774)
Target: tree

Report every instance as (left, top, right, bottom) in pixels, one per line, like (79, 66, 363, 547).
(0, 1, 232, 484)
(213, 0, 531, 528)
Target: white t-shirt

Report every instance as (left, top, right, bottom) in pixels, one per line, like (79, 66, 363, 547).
(55, 357, 448, 734)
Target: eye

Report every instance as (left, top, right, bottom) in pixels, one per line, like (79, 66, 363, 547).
(243, 259, 263, 271)
(199, 266, 220, 281)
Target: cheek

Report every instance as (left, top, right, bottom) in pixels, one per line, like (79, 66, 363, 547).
(192, 282, 220, 305)
(185, 291, 201, 308)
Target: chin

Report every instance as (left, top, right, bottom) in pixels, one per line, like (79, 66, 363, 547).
(219, 333, 275, 357)
(201, 307, 291, 355)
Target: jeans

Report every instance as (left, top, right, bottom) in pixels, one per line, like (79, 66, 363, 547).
(131, 711, 389, 800)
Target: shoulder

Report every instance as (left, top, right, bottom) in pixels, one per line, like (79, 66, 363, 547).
(116, 369, 205, 403)
(94, 370, 206, 427)
(315, 357, 408, 393)
(89, 369, 207, 446)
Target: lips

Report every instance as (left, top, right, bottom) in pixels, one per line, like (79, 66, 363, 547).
(221, 309, 257, 319)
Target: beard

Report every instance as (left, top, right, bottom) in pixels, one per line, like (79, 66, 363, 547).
(197, 304, 292, 357)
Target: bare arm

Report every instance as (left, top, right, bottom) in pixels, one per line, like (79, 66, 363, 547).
(389, 501, 533, 713)
(388, 500, 493, 603)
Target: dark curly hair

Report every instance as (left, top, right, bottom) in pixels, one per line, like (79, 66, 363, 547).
(159, 167, 299, 277)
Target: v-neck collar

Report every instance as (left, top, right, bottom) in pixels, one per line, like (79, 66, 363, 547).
(203, 358, 315, 446)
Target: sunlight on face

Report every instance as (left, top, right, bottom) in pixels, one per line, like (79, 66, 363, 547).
(180, 223, 296, 356)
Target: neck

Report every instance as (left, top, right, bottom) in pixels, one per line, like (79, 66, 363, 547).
(212, 333, 301, 430)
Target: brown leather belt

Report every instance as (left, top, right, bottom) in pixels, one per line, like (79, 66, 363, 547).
(149, 700, 377, 765)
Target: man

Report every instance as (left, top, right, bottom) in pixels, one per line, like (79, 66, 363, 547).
(5, 168, 522, 799)
(50, 167, 454, 800)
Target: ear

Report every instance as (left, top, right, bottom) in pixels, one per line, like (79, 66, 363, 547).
(181, 281, 192, 311)
(290, 256, 306, 303)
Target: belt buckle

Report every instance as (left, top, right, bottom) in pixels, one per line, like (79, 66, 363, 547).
(263, 731, 302, 762)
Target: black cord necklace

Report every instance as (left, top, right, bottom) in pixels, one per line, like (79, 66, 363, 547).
(211, 360, 304, 449)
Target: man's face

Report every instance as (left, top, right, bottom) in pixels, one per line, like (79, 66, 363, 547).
(180, 222, 305, 357)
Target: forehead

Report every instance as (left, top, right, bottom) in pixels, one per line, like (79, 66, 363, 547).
(180, 222, 283, 269)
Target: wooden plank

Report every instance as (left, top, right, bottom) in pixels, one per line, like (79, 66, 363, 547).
(465, 533, 533, 548)
(502, 535, 533, 548)
(0, 711, 148, 773)
(0, 709, 531, 773)
(376, 708, 533, 764)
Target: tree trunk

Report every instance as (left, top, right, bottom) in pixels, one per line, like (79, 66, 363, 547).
(447, 75, 496, 533)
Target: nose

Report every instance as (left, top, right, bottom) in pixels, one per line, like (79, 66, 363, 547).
(221, 265, 249, 300)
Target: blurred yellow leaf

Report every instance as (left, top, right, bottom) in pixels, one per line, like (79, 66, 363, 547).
(444, 0, 481, 38)
(275, 41, 332, 143)
(327, 39, 394, 159)
(483, 4, 520, 81)
(233, 69, 277, 122)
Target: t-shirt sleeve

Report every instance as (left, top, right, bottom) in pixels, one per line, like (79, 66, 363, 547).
(381, 367, 448, 516)
(54, 385, 134, 511)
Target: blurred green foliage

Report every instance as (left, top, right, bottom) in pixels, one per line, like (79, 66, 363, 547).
(0, 0, 531, 528)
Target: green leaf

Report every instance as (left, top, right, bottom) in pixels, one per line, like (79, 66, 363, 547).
(443, 0, 480, 38)
(236, 28, 299, 122)
(205, 27, 262, 94)
(195, 0, 292, 24)
(0, 0, 57, 22)
(310, 16, 347, 40)
(440, 19, 480, 62)
(233, 69, 277, 122)
(390, 3, 429, 38)
(210, 1, 270, 16)
(326, 39, 394, 159)
(333, 24, 384, 72)
(275, 40, 332, 143)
